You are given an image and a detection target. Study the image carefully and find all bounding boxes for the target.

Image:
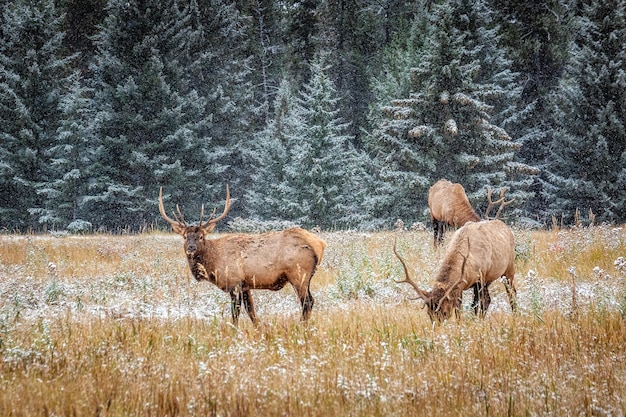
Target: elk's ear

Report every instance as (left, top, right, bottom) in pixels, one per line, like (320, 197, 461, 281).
(171, 223, 186, 235)
(203, 223, 217, 234)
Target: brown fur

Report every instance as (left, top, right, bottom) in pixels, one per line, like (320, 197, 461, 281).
(395, 220, 517, 322)
(159, 187, 326, 326)
(428, 179, 481, 246)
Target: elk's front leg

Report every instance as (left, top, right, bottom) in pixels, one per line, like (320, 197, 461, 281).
(472, 283, 491, 317)
(433, 220, 442, 246)
(229, 285, 243, 326)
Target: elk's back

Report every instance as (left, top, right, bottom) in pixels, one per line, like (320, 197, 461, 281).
(442, 220, 514, 288)
(428, 179, 476, 226)
(216, 227, 326, 289)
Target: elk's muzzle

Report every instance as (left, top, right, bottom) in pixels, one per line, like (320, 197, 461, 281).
(185, 242, 197, 255)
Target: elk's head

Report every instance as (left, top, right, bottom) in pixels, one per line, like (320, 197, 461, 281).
(393, 239, 468, 322)
(158, 186, 231, 256)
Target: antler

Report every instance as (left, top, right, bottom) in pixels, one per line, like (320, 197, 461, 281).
(485, 187, 515, 219)
(393, 239, 430, 302)
(159, 186, 231, 234)
(175, 204, 188, 227)
(201, 185, 231, 230)
(159, 188, 183, 228)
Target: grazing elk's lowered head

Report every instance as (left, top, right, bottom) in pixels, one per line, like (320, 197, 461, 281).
(393, 220, 517, 322)
(158, 186, 327, 326)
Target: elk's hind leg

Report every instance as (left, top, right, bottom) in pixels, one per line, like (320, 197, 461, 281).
(433, 220, 445, 246)
(289, 271, 315, 321)
(502, 266, 517, 312)
(242, 287, 257, 324)
(300, 288, 315, 321)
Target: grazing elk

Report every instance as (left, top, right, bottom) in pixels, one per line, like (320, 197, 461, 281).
(428, 179, 515, 246)
(158, 186, 326, 326)
(393, 220, 517, 322)
(428, 179, 480, 246)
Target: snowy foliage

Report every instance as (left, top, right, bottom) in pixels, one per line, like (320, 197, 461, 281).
(0, 0, 623, 230)
(364, 0, 537, 226)
(0, 0, 77, 230)
(547, 0, 626, 223)
(249, 57, 369, 229)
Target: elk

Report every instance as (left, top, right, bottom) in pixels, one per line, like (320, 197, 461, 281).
(158, 186, 326, 326)
(428, 179, 480, 246)
(393, 219, 517, 322)
(428, 179, 515, 246)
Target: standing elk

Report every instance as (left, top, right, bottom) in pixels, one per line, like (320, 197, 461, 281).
(158, 186, 326, 326)
(428, 179, 480, 246)
(428, 179, 514, 246)
(393, 219, 517, 321)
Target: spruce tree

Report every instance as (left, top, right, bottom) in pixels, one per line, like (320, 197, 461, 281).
(283, 55, 367, 229)
(84, 0, 209, 230)
(184, 0, 260, 217)
(246, 80, 296, 221)
(492, 0, 572, 223)
(548, 0, 626, 223)
(0, 0, 76, 230)
(37, 76, 95, 230)
(368, 3, 431, 129)
(365, 0, 536, 226)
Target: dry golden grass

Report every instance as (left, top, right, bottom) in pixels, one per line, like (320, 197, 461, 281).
(0, 226, 625, 416)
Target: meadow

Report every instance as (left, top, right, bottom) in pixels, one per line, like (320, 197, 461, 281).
(0, 225, 625, 416)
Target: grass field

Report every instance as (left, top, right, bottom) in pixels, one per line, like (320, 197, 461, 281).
(0, 225, 625, 416)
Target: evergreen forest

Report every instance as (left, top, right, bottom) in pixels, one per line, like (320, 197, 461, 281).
(1, 0, 625, 232)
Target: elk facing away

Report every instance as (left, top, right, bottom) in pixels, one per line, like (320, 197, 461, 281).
(159, 186, 326, 326)
(428, 179, 480, 246)
(394, 220, 517, 322)
(428, 179, 514, 246)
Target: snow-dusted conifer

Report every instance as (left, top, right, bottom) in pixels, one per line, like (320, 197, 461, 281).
(548, 0, 626, 223)
(84, 0, 209, 230)
(246, 79, 297, 221)
(283, 54, 367, 229)
(184, 0, 260, 217)
(365, 0, 536, 226)
(0, 0, 77, 230)
(37, 76, 95, 230)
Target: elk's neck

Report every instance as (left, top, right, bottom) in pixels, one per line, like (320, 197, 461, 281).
(435, 254, 469, 289)
(187, 241, 217, 283)
(458, 206, 481, 225)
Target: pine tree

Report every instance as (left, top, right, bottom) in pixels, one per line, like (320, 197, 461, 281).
(364, 0, 536, 227)
(37, 75, 95, 231)
(283, 55, 368, 229)
(548, 0, 626, 223)
(84, 0, 209, 230)
(368, 6, 431, 129)
(184, 0, 260, 218)
(246, 80, 296, 221)
(236, 0, 283, 124)
(492, 0, 572, 224)
(0, 0, 77, 230)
